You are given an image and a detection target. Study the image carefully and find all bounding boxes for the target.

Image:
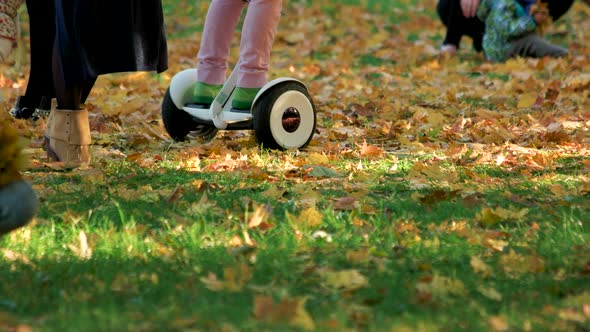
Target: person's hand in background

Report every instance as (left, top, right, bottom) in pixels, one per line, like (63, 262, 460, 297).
(533, 10, 548, 25)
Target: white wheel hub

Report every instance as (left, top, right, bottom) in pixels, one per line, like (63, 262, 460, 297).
(269, 90, 315, 149)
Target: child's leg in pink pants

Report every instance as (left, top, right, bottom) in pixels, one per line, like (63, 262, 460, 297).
(197, 0, 282, 88)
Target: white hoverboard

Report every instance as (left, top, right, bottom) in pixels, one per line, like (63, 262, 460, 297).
(161, 65, 316, 150)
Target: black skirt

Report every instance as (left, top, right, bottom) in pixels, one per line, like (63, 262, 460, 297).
(55, 0, 168, 86)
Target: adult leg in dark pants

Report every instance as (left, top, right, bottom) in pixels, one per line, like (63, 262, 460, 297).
(44, 0, 168, 167)
(437, 0, 485, 53)
(545, 0, 574, 21)
(11, 0, 55, 119)
(44, 44, 95, 165)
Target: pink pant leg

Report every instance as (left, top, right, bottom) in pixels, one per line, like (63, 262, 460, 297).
(197, 0, 246, 85)
(238, 0, 282, 88)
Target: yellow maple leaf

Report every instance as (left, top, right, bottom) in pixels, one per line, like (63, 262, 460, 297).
(517, 93, 538, 108)
(307, 152, 331, 165)
(478, 207, 529, 227)
(427, 112, 445, 127)
(288, 207, 323, 228)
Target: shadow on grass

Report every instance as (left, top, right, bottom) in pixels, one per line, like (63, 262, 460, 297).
(1, 234, 589, 331)
(6, 160, 587, 330)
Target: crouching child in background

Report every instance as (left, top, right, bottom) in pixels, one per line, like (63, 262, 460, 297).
(477, 0, 568, 63)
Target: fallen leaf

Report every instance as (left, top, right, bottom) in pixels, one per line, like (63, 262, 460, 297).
(333, 196, 357, 210)
(304, 165, 343, 178)
(416, 274, 466, 301)
(488, 315, 509, 331)
(288, 207, 323, 228)
(68, 231, 93, 260)
(478, 285, 503, 301)
(470, 256, 493, 278)
(253, 296, 315, 331)
(517, 93, 538, 108)
(320, 269, 368, 291)
(499, 249, 545, 278)
(248, 204, 270, 229)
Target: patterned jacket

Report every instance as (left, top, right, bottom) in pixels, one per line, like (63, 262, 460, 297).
(477, 0, 537, 62)
(0, 0, 23, 41)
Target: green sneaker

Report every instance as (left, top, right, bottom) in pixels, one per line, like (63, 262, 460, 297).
(192, 82, 222, 105)
(232, 87, 260, 110)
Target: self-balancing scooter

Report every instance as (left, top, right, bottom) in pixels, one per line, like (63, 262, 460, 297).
(161, 64, 316, 150)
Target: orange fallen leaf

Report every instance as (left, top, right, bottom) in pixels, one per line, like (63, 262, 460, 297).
(253, 296, 315, 331)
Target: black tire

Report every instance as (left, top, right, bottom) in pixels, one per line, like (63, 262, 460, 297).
(252, 82, 316, 150)
(161, 88, 217, 142)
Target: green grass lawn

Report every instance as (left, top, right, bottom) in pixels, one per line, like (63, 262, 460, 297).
(3, 156, 589, 331)
(1, 0, 589, 331)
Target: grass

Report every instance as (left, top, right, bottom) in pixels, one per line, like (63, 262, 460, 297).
(2, 0, 590, 331)
(2, 153, 588, 331)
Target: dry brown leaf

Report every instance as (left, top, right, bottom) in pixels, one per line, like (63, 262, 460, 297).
(253, 296, 315, 331)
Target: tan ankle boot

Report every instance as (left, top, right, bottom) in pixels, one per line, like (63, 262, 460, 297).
(44, 108, 91, 166)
